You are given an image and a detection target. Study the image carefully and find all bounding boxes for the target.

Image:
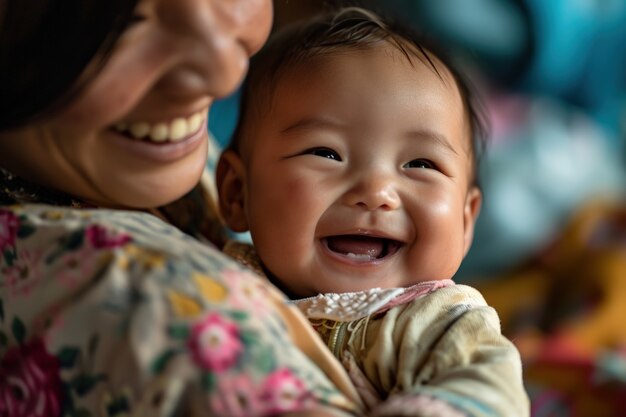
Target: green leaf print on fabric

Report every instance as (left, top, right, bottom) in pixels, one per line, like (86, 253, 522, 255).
(57, 346, 80, 368)
(254, 344, 277, 375)
(16, 215, 35, 239)
(61, 229, 85, 251)
(103, 393, 131, 416)
(71, 373, 107, 396)
(11, 316, 26, 344)
(239, 328, 258, 346)
(46, 229, 85, 264)
(151, 348, 181, 374)
(168, 323, 191, 340)
(55, 336, 108, 405)
(226, 309, 249, 322)
(202, 372, 217, 391)
(2, 248, 17, 268)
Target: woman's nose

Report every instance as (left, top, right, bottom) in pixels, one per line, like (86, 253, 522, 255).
(343, 173, 402, 211)
(158, 0, 273, 98)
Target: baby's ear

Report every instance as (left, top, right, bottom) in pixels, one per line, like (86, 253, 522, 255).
(462, 185, 482, 257)
(216, 150, 249, 232)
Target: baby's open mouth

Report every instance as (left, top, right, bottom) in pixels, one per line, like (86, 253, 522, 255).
(322, 235, 402, 263)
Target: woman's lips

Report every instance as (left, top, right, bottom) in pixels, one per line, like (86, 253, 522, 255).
(112, 109, 207, 143)
(106, 117, 207, 163)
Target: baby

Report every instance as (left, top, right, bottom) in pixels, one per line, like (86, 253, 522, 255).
(217, 7, 529, 417)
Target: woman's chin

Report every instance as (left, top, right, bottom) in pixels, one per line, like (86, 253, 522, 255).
(90, 174, 201, 209)
(100, 153, 207, 209)
(118, 185, 197, 209)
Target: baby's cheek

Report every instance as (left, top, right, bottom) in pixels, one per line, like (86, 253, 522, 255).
(416, 186, 466, 225)
(282, 174, 317, 203)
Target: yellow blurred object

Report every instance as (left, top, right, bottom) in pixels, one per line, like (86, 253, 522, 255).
(473, 199, 626, 416)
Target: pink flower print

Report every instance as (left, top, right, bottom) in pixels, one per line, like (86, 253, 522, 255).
(0, 338, 63, 417)
(188, 313, 244, 372)
(2, 249, 44, 297)
(85, 224, 131, 249)
(55, 246, 99, 290)
(0, 209, 19, 251)
(223, 269, 272, 316)
(261, 368, 311, 414)
(210, 374, 261, 417)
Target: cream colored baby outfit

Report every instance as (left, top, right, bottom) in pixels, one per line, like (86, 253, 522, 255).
(224, 240, 530, 417)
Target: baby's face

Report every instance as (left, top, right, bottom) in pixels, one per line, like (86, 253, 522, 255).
(240, 44, 481, 297)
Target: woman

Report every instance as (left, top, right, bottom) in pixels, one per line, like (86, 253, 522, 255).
(0, 1, 360, 416)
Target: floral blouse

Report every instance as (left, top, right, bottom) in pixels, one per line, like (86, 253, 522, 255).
(0, 168, 361, 417)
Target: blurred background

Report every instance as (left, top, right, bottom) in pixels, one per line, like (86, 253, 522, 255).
(209, 1, 626, 415)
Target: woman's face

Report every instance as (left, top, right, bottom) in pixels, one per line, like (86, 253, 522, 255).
(0, 0, 272, 208)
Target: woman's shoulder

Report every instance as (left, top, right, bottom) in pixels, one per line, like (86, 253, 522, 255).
(3, 203, 190, 242)
(0, 159, 229, 248)
(1, 203, 362, 417)
(0, 204, 245, 310)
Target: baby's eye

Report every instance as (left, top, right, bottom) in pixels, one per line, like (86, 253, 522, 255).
(305, 147, 342, 161)
(404, 159, 435, 169)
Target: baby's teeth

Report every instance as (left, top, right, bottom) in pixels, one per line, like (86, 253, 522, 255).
(346, 253, 374, 261)
(188, 112, 203, 132)
(169, 118, 188, 142)
(129, 122, 150, 139)
(150, 123, 168, 142)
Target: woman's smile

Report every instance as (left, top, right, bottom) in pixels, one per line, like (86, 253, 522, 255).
(106, 107, 209, 162)
(112, 107, 207, 143)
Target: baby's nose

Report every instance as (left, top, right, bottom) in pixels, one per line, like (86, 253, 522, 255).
(344, 175, 402, 211)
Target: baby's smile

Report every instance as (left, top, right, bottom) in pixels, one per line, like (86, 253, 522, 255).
(321, 234, 403, 264)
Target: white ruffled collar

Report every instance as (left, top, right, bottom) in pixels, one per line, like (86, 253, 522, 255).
(291, 279, 454, 321)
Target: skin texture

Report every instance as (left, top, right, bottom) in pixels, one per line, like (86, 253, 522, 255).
(219, 44, 482, 297)
(0, 0, 272, 209)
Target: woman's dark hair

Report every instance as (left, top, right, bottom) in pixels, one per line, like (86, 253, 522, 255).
(0, 0, 139, 130)
(231, 6, 489, 186)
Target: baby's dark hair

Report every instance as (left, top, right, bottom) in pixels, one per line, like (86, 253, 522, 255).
(230, 6, 489, 186)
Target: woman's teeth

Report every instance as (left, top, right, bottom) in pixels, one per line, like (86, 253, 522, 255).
(113, 110, 205, 143)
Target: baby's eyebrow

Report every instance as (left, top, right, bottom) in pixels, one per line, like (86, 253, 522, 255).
(405, 129, 459, 156)
(280, 117, 346, 135)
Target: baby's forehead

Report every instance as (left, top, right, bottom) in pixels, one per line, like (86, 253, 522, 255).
(265, 41, 461, 105)
(274, 44, 470, 130)
(286, 40, 456, 81)
(245, 46, 473, 145)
